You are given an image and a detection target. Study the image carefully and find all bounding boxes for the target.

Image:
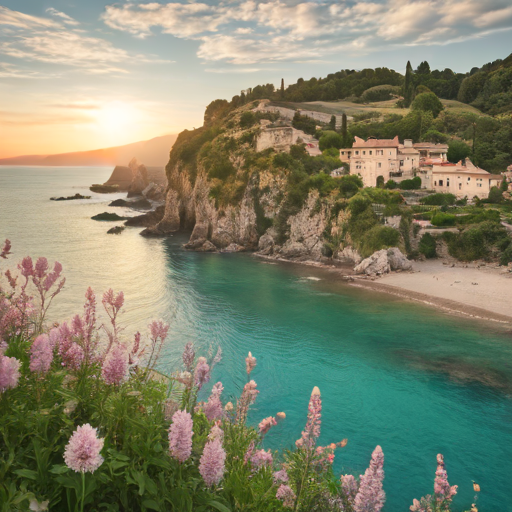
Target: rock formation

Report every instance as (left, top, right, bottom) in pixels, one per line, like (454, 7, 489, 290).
(354, 248, 412, 276)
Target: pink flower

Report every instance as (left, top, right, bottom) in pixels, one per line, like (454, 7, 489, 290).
(4, 269, 17, 289)
(245, 351, 256, 376)
(0, 340, 7, 355)
(0, 354, 21, 392)
(102, 344, 128, 385)
(168, 410, 193, 463)
(354, 445, 386, 512)
(208, 424, 224, 442)
(0, 239, 11, 259)
(194, 357, 210, 390)
(258, 416, 277, 436)
(434, 454, 457, 506)
(18, 256, 34, 277)
(273, 469, 289, 484)
(199, 437, 226, 487)
(276, 485, 296, 509)
(236, 380, 259, 423)
(250, 449, 273, 471)
(63, 424, 104, 473)
(410, 496, 433, 512)
(341, 474, 359, 506)
(150, 319, 169, 341)
(182, 342, 195, 370)
(204, 382, 224, 421)
(296, 386, 321, 449)
(30, 334, 53, 374)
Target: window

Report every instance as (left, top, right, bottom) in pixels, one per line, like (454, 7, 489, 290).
(355, 151, 359, 155)
(447, 179, 450, 186)
(377, 162, 381, 168)
(369, 151, 372, 155)
(459, 183, 462, 190)
(341, 151, 345, 155)
(389, 151, 392, 155)
(439, 180, 443, 186)
(434, 181, 437, 186)
(363, 151, 366, 155)
(467, 177, 471, 181)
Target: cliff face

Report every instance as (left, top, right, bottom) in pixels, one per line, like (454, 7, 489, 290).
(144, 102, 362, 263)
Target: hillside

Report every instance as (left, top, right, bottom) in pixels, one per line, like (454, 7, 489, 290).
(269, 98, 486, 119)
(0, 134, 177, 167)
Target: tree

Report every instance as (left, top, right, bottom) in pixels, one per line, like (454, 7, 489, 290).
(447, 140, 471, 163)
(280, 78, 285, 99)
(341, 113, 349, 145)
(403, 61, 415, 107)
(376, 175, 385, 188)
(329, 115, 336, 131)
(419, 233, 437, 258)
(501, 178, 509, 192)
(319, 131, 344, 151)
(488, 186, 503, 204)
(416, 61, 431, 74)
(411, 92, 444, 118)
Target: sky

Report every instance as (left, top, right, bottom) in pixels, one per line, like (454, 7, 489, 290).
(1, 0, 512, 158)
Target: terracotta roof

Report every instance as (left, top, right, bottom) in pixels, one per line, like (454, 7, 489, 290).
(352, 136, 399, 148)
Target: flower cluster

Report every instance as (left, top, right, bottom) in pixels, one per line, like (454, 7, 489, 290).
(236, 379, 259, 423)
(353, 445, 386, 512)
(250, 449, 273, 471)
(199, 434, 226, 487)
(102, 344, 129, 385)
(29, 334, 53, 374)
(168, 410, 193, 463)
(258, 416, 277, 436)
(276, 484, 296, 509)
(296, 386, 321, 449)
(204, 382, 224, 421)
(194, 356, 210, 390)
(63, 424, 104, 473)
(245, 351, 256, 376)
(0, 351, 20, 393)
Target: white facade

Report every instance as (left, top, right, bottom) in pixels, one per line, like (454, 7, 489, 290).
(422, 159, 502, 199)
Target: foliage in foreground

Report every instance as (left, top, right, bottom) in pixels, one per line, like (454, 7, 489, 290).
(0, 240, 478, 512)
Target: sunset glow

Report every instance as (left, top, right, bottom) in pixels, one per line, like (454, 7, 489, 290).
(0, 1, 511, 157)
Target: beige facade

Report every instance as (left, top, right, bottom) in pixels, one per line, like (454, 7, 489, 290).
(422, 159, 502, 199)
(344, 137, 447, 187)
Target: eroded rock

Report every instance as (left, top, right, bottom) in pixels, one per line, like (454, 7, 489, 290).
(354, 248, 412, 276)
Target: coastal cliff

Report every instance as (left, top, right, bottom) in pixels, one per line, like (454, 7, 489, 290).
(143, 101, 410, 266)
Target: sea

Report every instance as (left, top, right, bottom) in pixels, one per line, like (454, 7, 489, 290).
(1, 166, 511, 511)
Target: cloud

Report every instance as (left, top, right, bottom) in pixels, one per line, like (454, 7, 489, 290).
(0, 6, 170, 74)
(45, 8, 80, 26)
(101, 0, 512, 64)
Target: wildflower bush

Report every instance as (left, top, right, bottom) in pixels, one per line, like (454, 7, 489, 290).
(0, 240, 474, 512)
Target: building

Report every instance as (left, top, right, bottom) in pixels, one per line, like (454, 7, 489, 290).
(343, 137, 448, 187)
(422, 159, 502, 199)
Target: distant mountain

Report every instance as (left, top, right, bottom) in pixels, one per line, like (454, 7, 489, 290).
(0, 134, 178, 167)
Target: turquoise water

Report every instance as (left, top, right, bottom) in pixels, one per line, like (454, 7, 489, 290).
(1, 167, 512, 511)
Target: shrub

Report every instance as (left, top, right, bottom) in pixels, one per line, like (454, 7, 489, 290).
(420, 193, 456, 206)
(359, 225, 401, 258)
(399, 177, 421, 190)
(447, 140, 471, 163)
(239, 111, 257, 128)
(419, 233, 437, 258)
(431, 212, 456, 226)
(411, 92, 444, 118)
(319, 131, 344, 151)
(488, 186, 504, 204)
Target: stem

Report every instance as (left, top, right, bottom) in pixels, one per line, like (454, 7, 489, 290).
(80, 471, 85, 512)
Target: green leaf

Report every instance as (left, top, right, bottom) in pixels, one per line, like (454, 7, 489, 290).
(142, 499, 161, 511)
(207, 501, 231, 512)
(14, 469, 38, 481)
(49, 465, 69, 475)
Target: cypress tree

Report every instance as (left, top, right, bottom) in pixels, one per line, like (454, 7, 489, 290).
(280, 78, 285, 98)
(404, 61, 414, 107)
(341, 113, 348, 145)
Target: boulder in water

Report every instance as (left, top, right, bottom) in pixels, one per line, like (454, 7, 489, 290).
(107, 226, 125, 235)
(92, 212, 128, 221)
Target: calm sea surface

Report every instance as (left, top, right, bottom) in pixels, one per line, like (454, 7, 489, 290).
(1, 166, 511, 511)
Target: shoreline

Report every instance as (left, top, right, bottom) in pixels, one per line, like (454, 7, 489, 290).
(253, 253, 512, 325)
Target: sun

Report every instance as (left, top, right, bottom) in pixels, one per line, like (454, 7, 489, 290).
(95, 101, 139, 142)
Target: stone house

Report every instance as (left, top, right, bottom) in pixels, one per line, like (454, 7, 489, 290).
(422, 159, 502, 199)
(343, 137, 448, 187)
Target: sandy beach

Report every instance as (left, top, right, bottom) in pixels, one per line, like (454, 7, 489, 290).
(351, 260, 512, 323)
